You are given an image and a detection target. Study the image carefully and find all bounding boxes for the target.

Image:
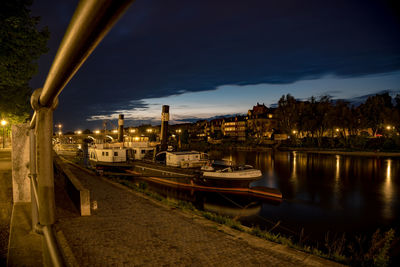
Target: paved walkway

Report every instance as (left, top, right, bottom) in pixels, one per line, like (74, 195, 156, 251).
(55, 160, 342, 266)
(0, 149, 12, 266)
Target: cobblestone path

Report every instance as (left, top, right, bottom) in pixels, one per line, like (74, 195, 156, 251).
(0, 150, 12, 266)
(55, 161, 341, 267)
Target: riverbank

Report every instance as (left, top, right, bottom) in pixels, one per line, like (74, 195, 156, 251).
(278, 147, 400, 157)
(187, 141, 400, 157)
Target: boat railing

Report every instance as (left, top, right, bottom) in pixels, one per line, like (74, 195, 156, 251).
(27, 1, 134, 265)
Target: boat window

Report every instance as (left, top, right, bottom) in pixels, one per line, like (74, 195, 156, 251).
(114, 152, 118, 156)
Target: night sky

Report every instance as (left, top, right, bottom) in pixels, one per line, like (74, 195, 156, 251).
(30, 0, 400, 132)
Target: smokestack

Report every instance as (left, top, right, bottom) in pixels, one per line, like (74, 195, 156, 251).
(160, 105, 169, 151)
(118, 114, 124, 142)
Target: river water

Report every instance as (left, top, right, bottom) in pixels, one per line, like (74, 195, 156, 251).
(143, 149, 400, 254)
(206, 150, 400, 240)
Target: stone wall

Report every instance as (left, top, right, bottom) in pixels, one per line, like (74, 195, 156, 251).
(11, 123, 30, 203)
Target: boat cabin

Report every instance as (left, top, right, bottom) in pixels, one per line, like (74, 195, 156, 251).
(88, 145, 127, 163)
(166, 151, 207, 168)
(132, 147, 154, 160)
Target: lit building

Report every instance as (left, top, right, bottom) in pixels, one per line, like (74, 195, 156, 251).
(246, 103, 277, 139)
(222, 116, 247, 141)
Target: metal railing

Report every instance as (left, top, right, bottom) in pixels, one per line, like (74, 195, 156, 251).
(28, 1, 134, 266)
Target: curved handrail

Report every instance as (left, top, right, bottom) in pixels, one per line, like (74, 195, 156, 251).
(28, 1, 135, 266)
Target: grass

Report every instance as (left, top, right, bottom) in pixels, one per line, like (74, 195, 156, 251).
(106, 175, 396, 267)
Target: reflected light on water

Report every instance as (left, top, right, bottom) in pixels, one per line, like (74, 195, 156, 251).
(382, 159, 394, 220)
(291, 151, 297, 179)
(335, 155, 340, 181)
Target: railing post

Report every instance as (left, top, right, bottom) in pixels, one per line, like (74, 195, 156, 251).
(31, 89, 64, 266)
(29, 129, 39, 230)
(35, 106, 56, 226)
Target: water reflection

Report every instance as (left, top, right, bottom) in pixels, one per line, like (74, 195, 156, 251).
(223, 150, 400, 238)
(382, 159, 394, 220)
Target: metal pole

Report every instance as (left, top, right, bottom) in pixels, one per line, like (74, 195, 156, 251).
(38, 0, 135, 107)
(35, 107, 55, 226)
(29, 129, 39, 230)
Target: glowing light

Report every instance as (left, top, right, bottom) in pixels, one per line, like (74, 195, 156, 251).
(1, 120, 7, 126)
(134, 137, 140, 141)
(94, 130, 100, 134)
(112, 129, 118, 133)
(268, 114, 273, 118)
(76, 130, 82, 135)
(336, 128, 340, 132)
(146, 128, 153, 133)
(386, 125, 391, 130)
(130, 129, 136, 133)
(176, 129, 182, 133)
(292, 130, 297, 134)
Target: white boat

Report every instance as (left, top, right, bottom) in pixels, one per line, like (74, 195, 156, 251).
(88, 143, 131, 168)
(202, 165, 262, 179)
(156, 151, 208, 168)
(198, 164, 262, 188)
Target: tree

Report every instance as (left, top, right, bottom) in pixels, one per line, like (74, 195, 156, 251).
(276, 94, 299, 135)
(0, 0, 49, 123)
(359, 93, 393, 136)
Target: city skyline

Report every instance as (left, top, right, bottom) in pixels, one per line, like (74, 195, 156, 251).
(30, 0, 400, 131)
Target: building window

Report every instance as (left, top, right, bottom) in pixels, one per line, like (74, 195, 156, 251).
(102, 152, 104, 156)
(141, 150, 146, 154)
(106, 152, 109, 156)
(114, 152, 118, 156)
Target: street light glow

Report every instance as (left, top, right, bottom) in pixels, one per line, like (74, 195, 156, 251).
(76, 130, 82, 134)
(1, 120, 7, 126)
(94, 130, 100, 134)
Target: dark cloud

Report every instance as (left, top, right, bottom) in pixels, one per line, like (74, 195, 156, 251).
(30, 0, 400, 130)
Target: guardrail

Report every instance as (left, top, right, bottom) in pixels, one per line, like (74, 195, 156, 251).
(28, 0, 134, 265)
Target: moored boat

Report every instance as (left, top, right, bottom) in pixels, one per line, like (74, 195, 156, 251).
(88, 143, 131, 170)
(198, 164, 262, 188)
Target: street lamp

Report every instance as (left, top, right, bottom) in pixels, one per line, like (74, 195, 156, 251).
(1, 120, 7, 149)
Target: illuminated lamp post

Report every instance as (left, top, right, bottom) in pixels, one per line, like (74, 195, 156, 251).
(1, 120, 7, 149)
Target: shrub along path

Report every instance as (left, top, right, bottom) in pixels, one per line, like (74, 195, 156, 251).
(55, 159, 343, 266)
